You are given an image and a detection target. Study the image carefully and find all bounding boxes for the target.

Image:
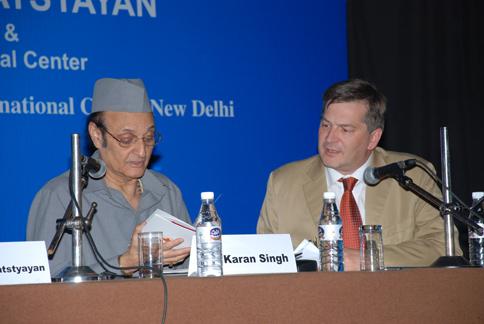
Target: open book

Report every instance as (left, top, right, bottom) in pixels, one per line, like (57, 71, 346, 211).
(142, 209, 195, 249)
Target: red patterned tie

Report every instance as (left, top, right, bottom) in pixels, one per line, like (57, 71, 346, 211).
(339, 177, 362, 249)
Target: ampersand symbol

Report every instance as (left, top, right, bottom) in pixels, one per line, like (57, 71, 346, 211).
(5, 24, 19, 42)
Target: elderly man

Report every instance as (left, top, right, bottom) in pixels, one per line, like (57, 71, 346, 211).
(27, 78, 191, 277)
(257, 79, 461, 270)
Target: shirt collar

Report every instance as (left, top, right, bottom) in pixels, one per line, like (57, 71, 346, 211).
(83, 164, 168, 212)
(325, 153, 373, 186)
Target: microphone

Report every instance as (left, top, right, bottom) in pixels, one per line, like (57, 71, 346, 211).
(364, 159, 417, 185)
(81, 156, 106, 179)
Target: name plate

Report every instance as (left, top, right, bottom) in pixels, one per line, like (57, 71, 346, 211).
(0, 241, 51, 285)
(188, 234, 297, 276)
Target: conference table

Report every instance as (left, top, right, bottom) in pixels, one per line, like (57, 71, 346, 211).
(1, 267, 483, 323)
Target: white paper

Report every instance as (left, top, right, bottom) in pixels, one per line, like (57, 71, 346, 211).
(143, 209, 195, 248)
(188, 239, 197, 276)
(188, 234, 297, 276)
(294, 239, 320, 269)
(0, 241, 52, 285)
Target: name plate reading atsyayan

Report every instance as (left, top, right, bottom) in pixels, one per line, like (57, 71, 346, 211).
(0, 241, 51, 285)
(188, 234, 297, 276)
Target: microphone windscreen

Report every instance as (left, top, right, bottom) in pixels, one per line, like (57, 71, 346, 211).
(89, 159, 106, 179)
(363, 167, 379, 185)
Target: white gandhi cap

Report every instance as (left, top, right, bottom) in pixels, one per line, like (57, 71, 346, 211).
(91, 78, 152, 113)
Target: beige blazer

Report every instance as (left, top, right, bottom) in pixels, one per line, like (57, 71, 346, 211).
(257, 147, 462, 267)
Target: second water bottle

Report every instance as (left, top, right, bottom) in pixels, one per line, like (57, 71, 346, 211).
(318, 191, 344, 272)
(195, 191, 223, 276)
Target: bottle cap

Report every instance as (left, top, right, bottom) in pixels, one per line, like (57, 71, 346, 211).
(201, 192, 214, 200)
(472, 192, 484, 200)
(323, 192, 336, 199)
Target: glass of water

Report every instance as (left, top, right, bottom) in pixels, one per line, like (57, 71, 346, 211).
(138, 231, 164, 278)
(359, 225, 384, 271)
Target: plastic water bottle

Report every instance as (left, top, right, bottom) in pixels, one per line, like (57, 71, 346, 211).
(318, 192, 344, 272)
(195, 191, 223, 276)
(468, 192, 484, 266)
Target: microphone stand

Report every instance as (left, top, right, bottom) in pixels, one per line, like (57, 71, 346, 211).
(394, 174, 481, 267)
(47, 134, 100, 282)
(394, 127, 482, 267)
(432, 127, 467, 267)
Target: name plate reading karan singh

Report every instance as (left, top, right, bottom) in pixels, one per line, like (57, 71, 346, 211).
(188, 234, 297, 276)
(0, 241, 51, 285)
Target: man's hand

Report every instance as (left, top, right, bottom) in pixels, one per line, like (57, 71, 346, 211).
(119, 221, 192, 274)
(119, 222, 145, 274)
(162, 238, 191, 266)
(344, 248, 360, 271)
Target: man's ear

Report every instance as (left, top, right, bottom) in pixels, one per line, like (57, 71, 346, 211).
(88, 122, 103, 149)
(368, 128, 383, 150)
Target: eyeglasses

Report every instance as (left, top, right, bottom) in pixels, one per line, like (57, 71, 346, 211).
(97, 124, 162, 148)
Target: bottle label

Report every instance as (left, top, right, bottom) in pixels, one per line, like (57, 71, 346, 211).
(319, 224, 342, 241)
(469, 222, 484, 239)
(470, 196, 484, 239)
(210, 226, 221, 240)
(197, 226, 222, 242)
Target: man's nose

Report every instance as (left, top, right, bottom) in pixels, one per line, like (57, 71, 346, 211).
(132, 138, 147, 157)
(325, 127, 338, 142)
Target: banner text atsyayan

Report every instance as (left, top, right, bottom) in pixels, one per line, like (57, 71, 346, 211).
(0, 0, 157, 18)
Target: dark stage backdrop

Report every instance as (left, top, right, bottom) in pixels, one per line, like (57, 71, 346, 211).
(347, 0, 484, 257)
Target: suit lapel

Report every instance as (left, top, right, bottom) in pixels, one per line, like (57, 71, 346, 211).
(303, 157, 327, 228)
(301, 149, 392, 227)
(365, 149, 392, 224)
